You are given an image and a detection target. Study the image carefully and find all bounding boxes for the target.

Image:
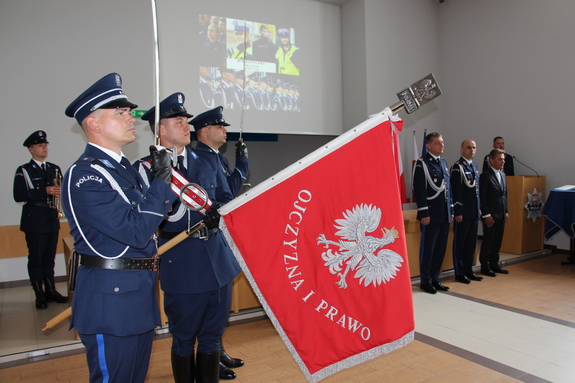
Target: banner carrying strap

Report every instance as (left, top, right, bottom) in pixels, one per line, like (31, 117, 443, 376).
(141, 160, 212, 214)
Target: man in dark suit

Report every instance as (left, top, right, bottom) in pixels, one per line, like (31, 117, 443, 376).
(479, 148, 510, 276)
(482, 136, 514, 176)
(450, 139, 483, 284)
(13, 130, 68, 309)
(413, 132, 453, 294)
(63, 73, 176, 383)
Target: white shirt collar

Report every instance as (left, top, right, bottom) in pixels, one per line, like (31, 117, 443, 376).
(89, 142, 124, 164)
(32, 159, 45, 168)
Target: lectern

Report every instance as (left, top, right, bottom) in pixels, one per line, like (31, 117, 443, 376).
(500, 175, 546, 254)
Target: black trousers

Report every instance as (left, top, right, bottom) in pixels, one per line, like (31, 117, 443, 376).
(452, 219, 478, 276)
(479, 219, 505, 269)
(25, 231, 58, 281)
(419, 222, 450, 285)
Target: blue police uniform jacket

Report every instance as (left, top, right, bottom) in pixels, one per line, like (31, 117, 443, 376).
(193, 141, 249, 198)
(450, 157, 480, 220)
(13, 160, 61, 233)
(62, 144, 176, 336)
(413, 153, 453, 223)
(135, 146, 241, 295)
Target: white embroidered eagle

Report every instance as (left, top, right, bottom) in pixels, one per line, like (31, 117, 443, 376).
(317, 204, 403, 288)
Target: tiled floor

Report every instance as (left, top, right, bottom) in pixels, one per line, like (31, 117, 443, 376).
(2, 250, 575, 382)
(0, 281, 78, 360)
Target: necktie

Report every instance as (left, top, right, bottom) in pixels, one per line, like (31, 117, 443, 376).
(177, 155, 185, 171)
(120, 156, 132, 169)
(41, 163, 46, 171)
(120, 157, 140, 187)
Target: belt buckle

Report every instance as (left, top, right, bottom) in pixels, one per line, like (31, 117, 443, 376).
(198, 226, 209, 241)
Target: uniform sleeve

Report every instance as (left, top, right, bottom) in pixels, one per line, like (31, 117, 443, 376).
(227, 155, 249, 197)
(479, 172, 491, 218)
(413, 159, 429, 219)
(63, 163, 176, 250)
(450, 164, 463, 216)
(13, 165, 46, 202)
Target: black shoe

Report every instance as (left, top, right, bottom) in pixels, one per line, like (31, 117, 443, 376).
(43, 278, 68, 304)
(432, 282, 450, 291)
(466, 273, 483, 281)
(31, 280, 48, 310)
(220, 347, 244, 368)
(220, 362, 237, 380)
(492, 266, 509, 274)
(455, 275, 471, 284)
(420, 284, 437, 294)
(481, 269, 497, 277)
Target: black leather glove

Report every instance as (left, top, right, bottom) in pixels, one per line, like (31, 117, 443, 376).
(235, 140, 248, 158)
(203, 203, 221, 229)
(149, 145, 172, 186)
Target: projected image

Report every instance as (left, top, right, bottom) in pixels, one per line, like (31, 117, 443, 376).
(197, 14, 300, 112)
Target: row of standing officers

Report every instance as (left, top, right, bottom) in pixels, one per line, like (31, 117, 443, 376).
(413, 133, 512, 295)
(13, 73, 249, 383)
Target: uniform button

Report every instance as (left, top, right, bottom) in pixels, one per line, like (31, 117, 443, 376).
(164, 200, 170, 205)
(131, 201, 136, 205)
(114, 287, 120, 293)
(168, 260, 172, 263)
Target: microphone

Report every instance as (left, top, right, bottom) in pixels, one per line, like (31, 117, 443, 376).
(512, 155, 539, 177)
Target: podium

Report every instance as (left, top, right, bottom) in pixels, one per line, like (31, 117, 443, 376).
(500, 175, 546, 254)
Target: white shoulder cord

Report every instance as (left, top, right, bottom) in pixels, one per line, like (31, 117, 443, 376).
(457, 162, 477, 188)
(419, 159, 446, 200)
(66, 164, 129, 259)
(137, 163, 151, 188)
(166, 202, 187, 222)
(22, 168, 34, 190)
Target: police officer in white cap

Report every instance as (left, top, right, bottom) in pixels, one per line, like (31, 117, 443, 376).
(14, 130, 68, 310)
(63, 73, 177, 383)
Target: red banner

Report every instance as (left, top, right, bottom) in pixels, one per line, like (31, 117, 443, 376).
(221, 111, 414, 382)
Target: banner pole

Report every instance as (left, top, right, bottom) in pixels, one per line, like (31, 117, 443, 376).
(151, 0, 161, 146)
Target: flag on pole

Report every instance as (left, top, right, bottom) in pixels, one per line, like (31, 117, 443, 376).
(220, 108, 414, 383)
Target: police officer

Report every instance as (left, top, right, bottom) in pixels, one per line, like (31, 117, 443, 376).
(252, 24, 277, 63)
(213, 68, 237, 110)
(135, 96, 242, 383)
(413, 132, 453, 294)
(450, 139, 483, 284)
(13, 130, 68, 309)
(63, 73, 176, 383)
(191, 106, 249, 381)
(192, 106, 249, 201)
(482, 136, 515, 176)
(276, 28, 300, 75)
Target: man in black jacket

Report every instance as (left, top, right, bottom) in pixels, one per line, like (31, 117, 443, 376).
(479, 148, 510, 276)
(13, 130, 67, 309)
